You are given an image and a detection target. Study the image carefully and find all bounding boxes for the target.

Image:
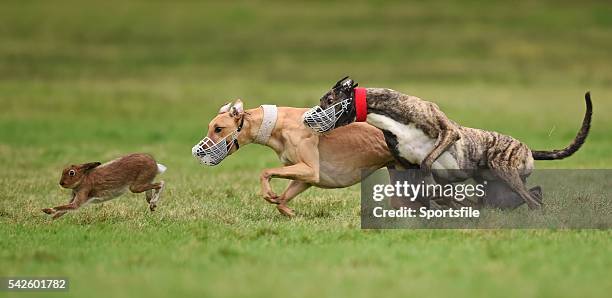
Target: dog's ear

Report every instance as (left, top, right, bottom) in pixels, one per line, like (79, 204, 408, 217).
(218, 102, 232, 114)
(333, 76, 350, 88)
(229, 99, 244, 118)
(341, 78, 354, 90)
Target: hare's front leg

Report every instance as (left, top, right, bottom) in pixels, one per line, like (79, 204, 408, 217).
(43, 191, 88, 220)
(43, 192, 75, 215)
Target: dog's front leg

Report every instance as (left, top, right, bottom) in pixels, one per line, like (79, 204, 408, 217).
(260, 163, 318, 205)
(260, 170, 280, 204)
(276, 180, 311, 217)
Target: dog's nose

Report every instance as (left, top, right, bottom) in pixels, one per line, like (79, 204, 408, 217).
(60, 182, 65, 186)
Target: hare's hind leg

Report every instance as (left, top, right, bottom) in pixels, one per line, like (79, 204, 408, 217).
(145, 189, 154, 204)
(144, 189, 160, 212)
(130, 182, 161, 212)
(130, 169, 163, 212)
(149, 180, 165, 211)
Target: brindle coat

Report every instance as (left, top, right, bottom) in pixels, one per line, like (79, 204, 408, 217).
(42, 153, 166, 219)
(314, 77, 593, 209)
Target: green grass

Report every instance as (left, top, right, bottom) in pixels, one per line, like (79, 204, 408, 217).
(1, 1, 611, 297)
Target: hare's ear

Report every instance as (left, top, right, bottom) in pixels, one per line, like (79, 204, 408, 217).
(81, 162, 101, 172)
(218, 102, 232, 114)
(229, 99, 244, 118)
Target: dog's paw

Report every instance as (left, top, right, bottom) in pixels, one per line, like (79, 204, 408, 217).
(530, 186, 543, 204)
(277, 205, 295, 217)
(418, 163, 433, 177)
(51, 211, 67, 220)
(42, 208, 55, 215)
(526, 200, 543, 210)
(149, 203, 157, 212)
(262, 190, 280, 204)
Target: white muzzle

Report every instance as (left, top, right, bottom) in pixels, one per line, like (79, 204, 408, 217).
(192, 131, 237, 166)
(303, 98, 351, 133)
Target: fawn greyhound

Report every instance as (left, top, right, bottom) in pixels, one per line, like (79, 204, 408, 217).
(304, 77, 592, 209)
(192, 100, 396, 216)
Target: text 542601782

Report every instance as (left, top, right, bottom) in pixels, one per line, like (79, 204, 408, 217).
(1, 278, 68, 291)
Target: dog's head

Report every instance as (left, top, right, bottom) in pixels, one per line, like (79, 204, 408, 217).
(192, 100, 247, 166)
(201, 100, 245, 156)
(318, 76, 359, 128)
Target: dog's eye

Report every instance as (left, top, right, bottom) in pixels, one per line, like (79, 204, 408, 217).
(68, 170, 76, 176)
(214, 127, 223, 134)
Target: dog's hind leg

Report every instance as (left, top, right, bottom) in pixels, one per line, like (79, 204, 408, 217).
(489, 168, 542, 209)
(482, 180, 543, 210)
(420, 107, 461, 172)
(529, 186, 543, 204)
(276, 180, 311, 217)
(482, 180, 526, 210)
(387, 164, 429, 209)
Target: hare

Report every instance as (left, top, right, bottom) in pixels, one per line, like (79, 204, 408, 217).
(43, 153, 166, 219)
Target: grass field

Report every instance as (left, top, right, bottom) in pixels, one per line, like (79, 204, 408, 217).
(1, 1, 611, 297)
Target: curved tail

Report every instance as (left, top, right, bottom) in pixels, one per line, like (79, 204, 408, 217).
(532, 92, 593, 160)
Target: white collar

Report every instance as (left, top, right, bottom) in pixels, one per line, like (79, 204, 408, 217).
(254, 105, 278, 145)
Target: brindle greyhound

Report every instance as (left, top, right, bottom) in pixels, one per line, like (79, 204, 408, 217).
(193, 99, 397, 216)
(305, 77, 592, 209)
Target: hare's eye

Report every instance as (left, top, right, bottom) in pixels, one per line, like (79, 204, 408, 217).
(68, 170, 76, 176)
(214, 127, 223, 134)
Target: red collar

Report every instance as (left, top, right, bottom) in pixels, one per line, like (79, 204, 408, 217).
(354, 87, 367, 122)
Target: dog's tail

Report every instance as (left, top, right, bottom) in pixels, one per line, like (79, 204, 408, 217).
(532, 92, 592, 160)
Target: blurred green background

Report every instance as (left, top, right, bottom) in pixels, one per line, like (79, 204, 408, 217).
(1, 1, 611, 298)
